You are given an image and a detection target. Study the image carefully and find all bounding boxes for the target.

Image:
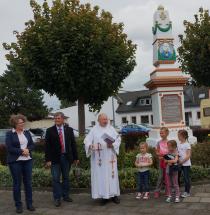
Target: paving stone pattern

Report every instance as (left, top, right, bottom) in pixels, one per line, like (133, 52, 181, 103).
(1, 184, 210, 215)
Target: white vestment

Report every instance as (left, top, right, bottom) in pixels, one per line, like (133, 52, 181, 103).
(84, 124, 121, 199)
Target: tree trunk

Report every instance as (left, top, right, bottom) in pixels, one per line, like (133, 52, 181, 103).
(78, 97, 85, 136)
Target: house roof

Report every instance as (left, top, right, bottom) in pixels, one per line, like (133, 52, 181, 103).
(48, 113, 69, 119)
(116, 86, 209, 114)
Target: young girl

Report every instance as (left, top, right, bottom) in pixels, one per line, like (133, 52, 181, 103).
(154, 127, 169, 198)
(177, 130, 191, 198)
(135, 142, 153, 200)
(164, 140, 180, 203)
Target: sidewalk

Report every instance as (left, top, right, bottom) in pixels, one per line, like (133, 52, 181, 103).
(1, 184, 210, 215)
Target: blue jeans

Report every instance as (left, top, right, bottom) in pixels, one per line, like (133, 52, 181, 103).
(9, 159, 33, 208)
(179, 166, 191, 193)
(51, 154, 71, 200)
(137, 171, 150, 192)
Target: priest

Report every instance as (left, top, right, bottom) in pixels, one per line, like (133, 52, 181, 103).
(84, 113, 121, 205)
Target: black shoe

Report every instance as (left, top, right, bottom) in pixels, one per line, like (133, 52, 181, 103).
(112, 196, 120, 204)
(100, 199, 109, 206)
(16, 207, 23, 214)
(63, 197, 73, 202)
(54, 199, 61, 207)
(27, 205, 36, 211)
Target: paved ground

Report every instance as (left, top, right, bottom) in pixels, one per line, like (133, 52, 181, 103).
(1, 184, 210, 215)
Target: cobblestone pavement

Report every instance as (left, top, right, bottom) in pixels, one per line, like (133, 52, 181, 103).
(1, 184, 210, 215)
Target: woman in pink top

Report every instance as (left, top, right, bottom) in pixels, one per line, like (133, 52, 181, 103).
(154, 127, 169, 198)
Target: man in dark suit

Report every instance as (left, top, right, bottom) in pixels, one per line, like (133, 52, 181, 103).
(45, 112, 79, 207)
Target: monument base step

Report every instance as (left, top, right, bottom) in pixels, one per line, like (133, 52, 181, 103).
(146, 127, 197, 147)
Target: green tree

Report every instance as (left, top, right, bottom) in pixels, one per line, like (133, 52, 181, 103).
(3, 0, 136, 135)
(178, 8, 210, 86)
(0, 66, 48, 128)
(60, 99, 76, 109)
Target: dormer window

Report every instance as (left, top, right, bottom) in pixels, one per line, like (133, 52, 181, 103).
(139, 99, 145, 105)
(126, 101, 132, 106)
(139, 98, 152, 106)
(146, 99, 152, 105)
(199, 93, 205, 99)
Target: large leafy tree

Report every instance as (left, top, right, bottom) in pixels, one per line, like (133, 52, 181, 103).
(0, 66, 49, 128)
(178, 8, 210, 86)
(3, 0, 136, 135)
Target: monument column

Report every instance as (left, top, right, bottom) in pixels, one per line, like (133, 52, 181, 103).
(145, 5, 197, 146)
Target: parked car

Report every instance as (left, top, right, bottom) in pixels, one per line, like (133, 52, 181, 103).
(73, 128, 90, 137)
(120, 124, 150, 134)
(0, 129, 10, 164)
(0, 129, 10, 144)
(73, 129, 79, 138)
(114, 125, 123, 133)
(139, 123, 152, 129)
(29, 131, 41, 144)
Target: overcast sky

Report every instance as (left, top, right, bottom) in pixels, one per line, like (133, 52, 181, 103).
(0, 0, 209, 109)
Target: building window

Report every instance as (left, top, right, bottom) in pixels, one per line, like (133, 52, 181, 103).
(197, 112, 201, 119)
(91, 121, 96, 126)
(145, 99, 151, 105)
(141, 115, 149, 124)
(122, 117, 127, 124)
(131, 116, 136, 124)
(151, 115, 153, 125)
(139, 98, 151, 106)
(139, 99, 145, 106)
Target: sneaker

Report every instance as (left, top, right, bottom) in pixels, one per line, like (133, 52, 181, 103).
(175, 197, 180, 203)
(136, 192, 143, 199)
(154, 191, 160, 199)
(181, 192, 190, 198)
(143, 192, 150, 200)
(166, 196, 172, 203)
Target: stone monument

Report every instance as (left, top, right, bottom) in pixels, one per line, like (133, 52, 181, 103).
(145, 5, 197, 146)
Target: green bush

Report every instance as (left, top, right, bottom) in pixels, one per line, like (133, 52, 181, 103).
(122, 133, 147, 151)
(190, 166, 210, 181)
(32, 168, 52, 187)
(191, 142, 210, 168)
(0, 165, 12, 186)
(76, 137, 90, 170)
(34, 139, 45, 153)
(1, 165, 209, 189)
(0, 145, 6, 165)
(33, 152, 45, 168)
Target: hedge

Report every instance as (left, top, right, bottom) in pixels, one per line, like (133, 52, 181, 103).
(0, 165, 209, 190)
(191, 142, 210, 168)
(11, 140, 210, 171)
